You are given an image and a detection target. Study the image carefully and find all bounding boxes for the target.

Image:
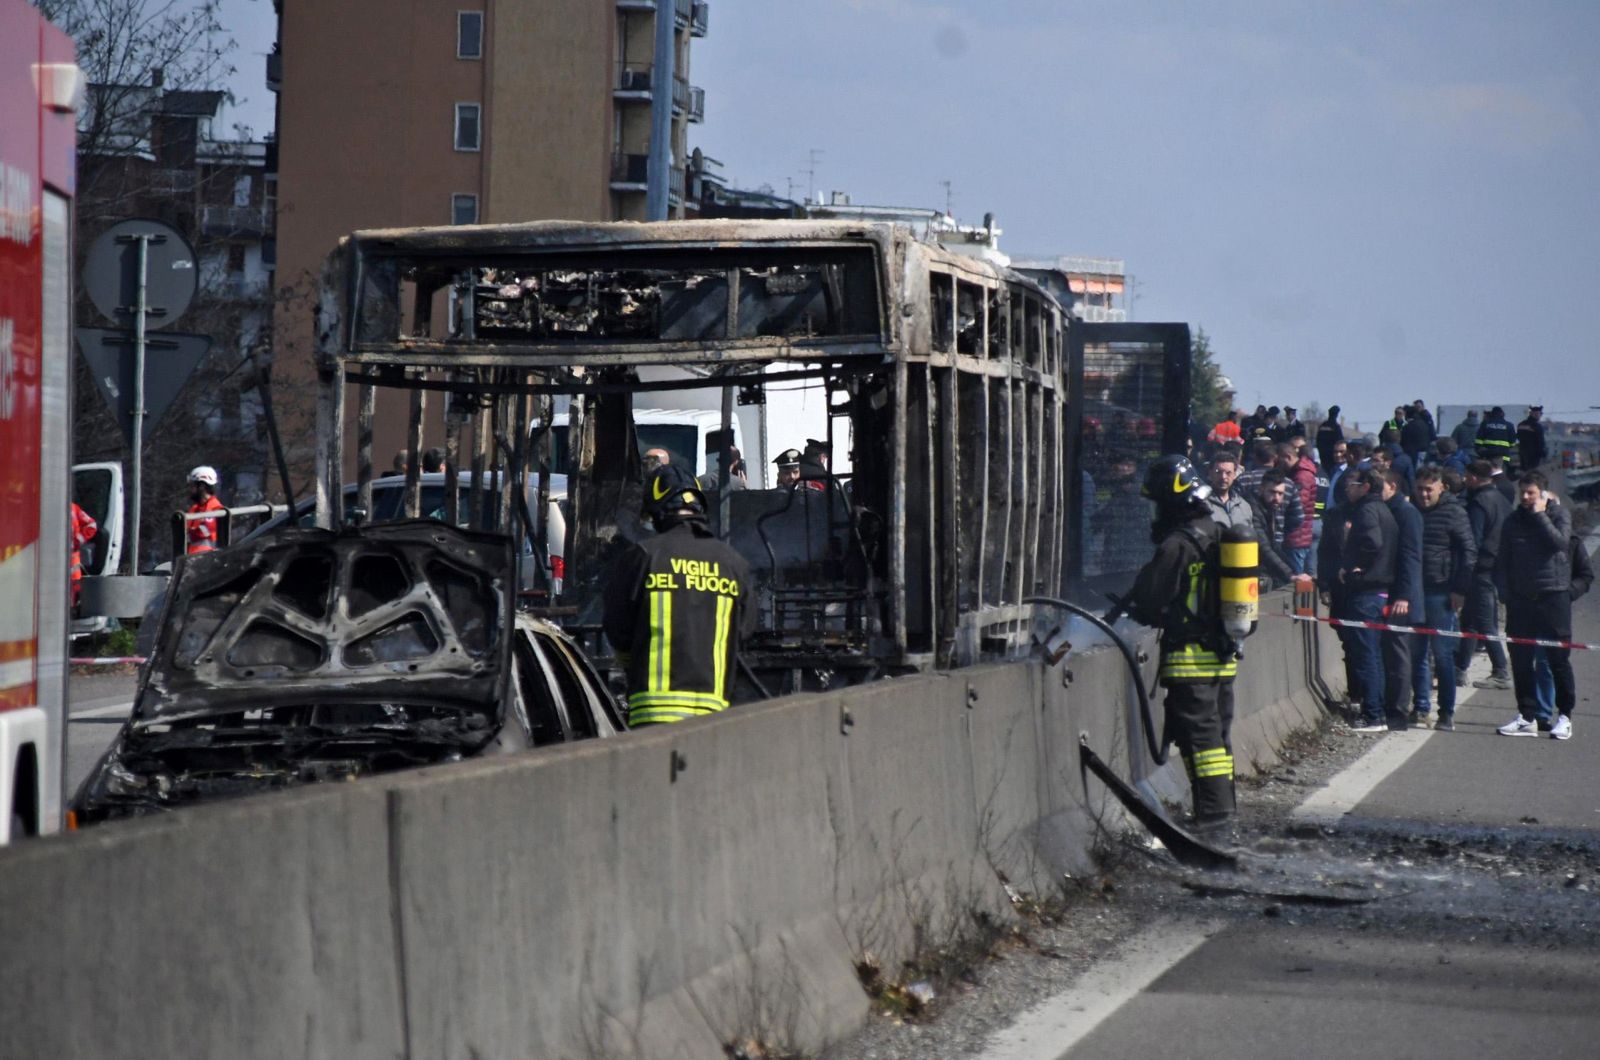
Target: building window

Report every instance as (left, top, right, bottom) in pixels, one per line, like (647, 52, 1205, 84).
(457, 12, 483, 59)
(452, 193, 479, 225)
(454, 103, 481, 151)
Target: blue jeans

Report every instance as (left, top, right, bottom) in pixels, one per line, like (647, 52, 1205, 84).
(1343, 590, 1387, 723)
(1287, 546, 1311, 574)
(1308, 520, 1322, 577)
(1411, 592, 1458, 715)
(1533, 646, 1556, 723)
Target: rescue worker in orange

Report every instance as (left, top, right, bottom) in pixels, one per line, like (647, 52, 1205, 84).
(185, 466, 225, 555)
(70, 502, 97, 606)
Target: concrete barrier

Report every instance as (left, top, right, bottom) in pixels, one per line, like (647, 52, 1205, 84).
(0, 780, 405, 1060)
(0, 589, 1335, 1059)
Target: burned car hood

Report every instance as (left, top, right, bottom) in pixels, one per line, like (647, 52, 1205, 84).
(138, 522, 514, 723)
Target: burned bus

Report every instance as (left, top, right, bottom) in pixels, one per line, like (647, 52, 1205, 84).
(310, 220, 1188, 693)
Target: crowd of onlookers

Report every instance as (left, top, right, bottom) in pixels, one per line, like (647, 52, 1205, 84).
(1189, 400, 1588, 739)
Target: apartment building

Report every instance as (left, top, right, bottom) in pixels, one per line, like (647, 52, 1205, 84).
(271, 0, 710, 479)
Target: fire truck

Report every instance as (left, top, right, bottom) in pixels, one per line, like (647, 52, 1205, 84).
(0, 0, 80, 841)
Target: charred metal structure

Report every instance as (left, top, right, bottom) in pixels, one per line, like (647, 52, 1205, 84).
(310, 220, 1189, 692)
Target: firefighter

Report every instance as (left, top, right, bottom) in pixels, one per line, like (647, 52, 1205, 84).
(70, 501, 97, 606)
(602, 464, 755, 727)
(1122, 454, 1243, 831)
(185, 466, 226, 555)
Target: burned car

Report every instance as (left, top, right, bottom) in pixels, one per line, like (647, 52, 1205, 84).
(73, 522, 623, 824)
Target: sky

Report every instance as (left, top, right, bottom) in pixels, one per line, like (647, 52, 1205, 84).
(206, 0, 1600, 431)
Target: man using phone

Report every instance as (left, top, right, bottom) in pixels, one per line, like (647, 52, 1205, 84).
(1493, 471, 1576, 739)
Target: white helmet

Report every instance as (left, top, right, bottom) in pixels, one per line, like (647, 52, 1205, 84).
(187, 465, 219, 487)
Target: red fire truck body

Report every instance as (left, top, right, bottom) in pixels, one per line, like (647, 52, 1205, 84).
(0, 0, 78, 840)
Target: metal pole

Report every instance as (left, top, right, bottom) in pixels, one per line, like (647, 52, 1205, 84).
(646, 0, 677, 221)
(127, 234, 149, 573)
(718, 383, 733, 538)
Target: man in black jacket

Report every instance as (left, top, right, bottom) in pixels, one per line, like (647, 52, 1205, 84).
(1371, 443, 1416, 500)
(1242, 470, 1297, 589)
(1527, 532, 1594, 725)
(1315, 406, 1344, 471)
(1411, 467, 1477, 729)
(1123, 455, 1241, 831)
(1459, 460, 1513, 688)
(1382, 469, 1424, 730)
(1494, 470, 1576, 739)
(1400, 406, 1434, 464)
(1336, 468, 1398, 731)
(1516, 405, 1547, 472)
(604, 465, 756, 727)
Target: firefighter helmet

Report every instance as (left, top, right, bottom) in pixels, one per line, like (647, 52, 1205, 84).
(187, 466, 219, 487)
(1141, 454, 1211, 513)
(643, 464, 706, 520)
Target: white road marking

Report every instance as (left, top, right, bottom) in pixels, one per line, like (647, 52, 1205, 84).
(71, 697, 135, 719)
(977, 919, 1220, 1060)
(1292, 635, 1507, 827)
(1291, 727, 1434, 826)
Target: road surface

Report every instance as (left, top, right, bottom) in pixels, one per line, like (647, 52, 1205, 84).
(976, 539, 1600, 1060)
(66, 671, 135, 796)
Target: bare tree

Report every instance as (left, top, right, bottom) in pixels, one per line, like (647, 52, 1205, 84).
(36, 0, 239, 228)
(39, 1, 286, 570)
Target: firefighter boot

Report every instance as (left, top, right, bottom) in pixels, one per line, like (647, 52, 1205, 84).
(1186, 746, 1237, 826)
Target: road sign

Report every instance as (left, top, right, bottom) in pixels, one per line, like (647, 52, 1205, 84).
(82, 219, 198, 329)
(75, 328, 212, 446)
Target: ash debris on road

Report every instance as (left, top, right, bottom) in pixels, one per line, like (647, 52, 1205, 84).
(819, 715, 1600, 1060)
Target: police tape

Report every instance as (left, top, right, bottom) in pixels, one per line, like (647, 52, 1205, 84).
(1271, 611, 1600, 652)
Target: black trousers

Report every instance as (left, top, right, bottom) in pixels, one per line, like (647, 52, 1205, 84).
(1457, 575, 1509, 675)
(1162, 679, 1237, 822)
(1507, 591, 1576, 720)
(1382, 613, 1415, 728)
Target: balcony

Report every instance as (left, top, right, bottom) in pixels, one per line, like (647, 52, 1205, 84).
(1074, 305, 1127, 323)
(609, 154, 687, 205)
(200, 204, 273, 238)
(614, 61, 653, 99)
(610, 152, 649, 189)
(617, 0, 706, 34)
(669, 77, 705, 121)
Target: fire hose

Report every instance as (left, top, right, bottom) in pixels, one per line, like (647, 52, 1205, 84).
(1024, 595, 1166, 765)
(1024, 594, 1239, 870)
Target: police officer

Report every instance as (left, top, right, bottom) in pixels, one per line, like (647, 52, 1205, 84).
(603, 465, 755, 727)
(1122, 455, 1241, 831)
(1475, 406, 1517, 464)
(773, 448, 803, 488)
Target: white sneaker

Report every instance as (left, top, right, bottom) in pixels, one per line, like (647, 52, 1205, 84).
(1551, 715, 1573, 741)
(1498, 715, 1538, 737)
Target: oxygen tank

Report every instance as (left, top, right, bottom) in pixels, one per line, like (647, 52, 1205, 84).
(1218, 526, 1259, 642)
